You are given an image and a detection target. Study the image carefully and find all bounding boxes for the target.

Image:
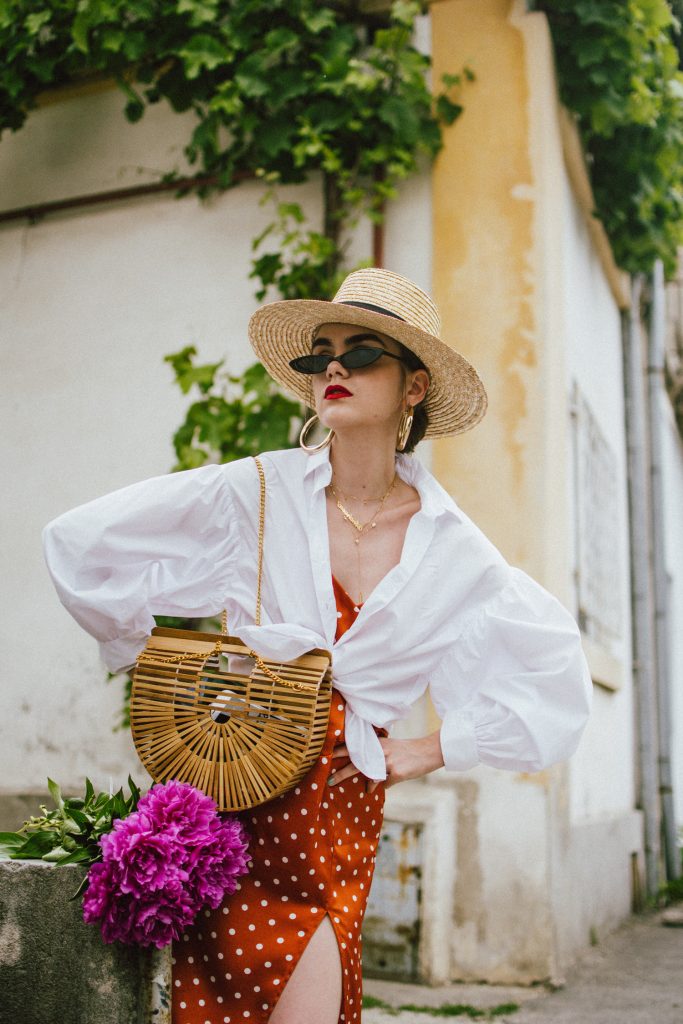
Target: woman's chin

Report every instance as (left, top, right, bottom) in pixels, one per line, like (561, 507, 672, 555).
(317, 405, 357, 430)
(318, 409, 395, 439)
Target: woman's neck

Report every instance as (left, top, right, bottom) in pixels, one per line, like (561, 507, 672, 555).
(328, 431, 397, 499)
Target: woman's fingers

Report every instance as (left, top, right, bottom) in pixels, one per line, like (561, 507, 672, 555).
(327, 762, 361, 786)
(331, 743, 350, 760)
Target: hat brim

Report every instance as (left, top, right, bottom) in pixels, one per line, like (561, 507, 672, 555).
(248, 299, 487, 438)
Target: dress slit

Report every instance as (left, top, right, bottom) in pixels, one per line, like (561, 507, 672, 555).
(172, 579, 385, 1024)
(266, 911, 344, 1022)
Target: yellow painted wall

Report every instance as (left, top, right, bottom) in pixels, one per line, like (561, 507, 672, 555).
(430, 0, 551, 582)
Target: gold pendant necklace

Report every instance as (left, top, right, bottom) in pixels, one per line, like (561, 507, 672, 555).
(328, 474, 397, 604)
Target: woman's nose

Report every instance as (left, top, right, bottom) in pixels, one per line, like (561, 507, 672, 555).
(325, 355, 350, 378)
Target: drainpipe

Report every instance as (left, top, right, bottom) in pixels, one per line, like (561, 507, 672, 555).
(623, 273, 661, 898)
(648, 260, 681, 882)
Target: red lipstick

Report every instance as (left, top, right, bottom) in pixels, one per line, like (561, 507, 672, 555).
(325, 385, 352, 399)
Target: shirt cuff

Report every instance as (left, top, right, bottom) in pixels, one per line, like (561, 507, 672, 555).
(99, 633, 149, 674)
(439, 708, 481, 772)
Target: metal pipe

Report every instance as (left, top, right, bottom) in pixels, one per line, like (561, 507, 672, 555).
(623, 274, 661, 898)
(0, 169, 386, 271)
(648, 259, 681, 881)
(0, 170, 254, 225)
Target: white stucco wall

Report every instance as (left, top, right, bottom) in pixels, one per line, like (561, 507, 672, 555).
(560, 172, 635, 825)
(660, 392, 683, 829)
(0, 82, 432, 796)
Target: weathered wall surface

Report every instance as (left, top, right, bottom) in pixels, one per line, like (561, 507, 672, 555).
(427, 0, 639, 982)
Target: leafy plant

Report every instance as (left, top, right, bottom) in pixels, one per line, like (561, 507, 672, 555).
(538, 0, 683, 275)
(0, 776, 141, 886)
(165, 345, 303, 470)
(250, 194, 351, 302)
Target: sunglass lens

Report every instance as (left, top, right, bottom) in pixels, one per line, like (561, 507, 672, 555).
(289, 347, 387, 374)
(289, 355, 329, 373)
(343, 347, 386, 369)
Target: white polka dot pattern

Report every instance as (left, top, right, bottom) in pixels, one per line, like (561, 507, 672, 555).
(172, 686, 386, 1024)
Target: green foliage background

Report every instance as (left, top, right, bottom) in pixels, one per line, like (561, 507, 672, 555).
(539, 0, 683, 276)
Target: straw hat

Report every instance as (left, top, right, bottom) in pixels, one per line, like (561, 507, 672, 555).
(248, 267, 487, 438)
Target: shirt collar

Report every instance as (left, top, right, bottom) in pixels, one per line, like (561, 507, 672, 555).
(302, 445, 463, 521)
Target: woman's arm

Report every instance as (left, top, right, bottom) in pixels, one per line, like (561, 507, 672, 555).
(42, 461, 242, 672)
(329, 565, 591, 788)
(429, 566, 592, 775)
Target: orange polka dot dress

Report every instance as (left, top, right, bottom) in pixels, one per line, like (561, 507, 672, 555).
(172, 577, 386, 1024)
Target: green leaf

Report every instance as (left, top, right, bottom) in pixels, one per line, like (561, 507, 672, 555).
(41, 845, 72, 863)
(378, 95, 420, 143)
(71, 12, 90, 53)
(390, 0, 422, 29)
(301, 8, 337, 34)
(10, 831, 57, 859)
(264, 27, 299, 56)
(62, 807, 89, 832)
(436, 95, 463, 126)
(234, 70, 269, 98)
(25, 11, 51, 35)
(0, 832, 26, 858)
(180, 34, 228, 78)
(56, 846, 94, 866)
(0, 831, 25, 846)
(100, 28, 126, 53)
(177, 0, 219, 26)
(127, 776, 141, 808)
(47, 778, 64, 812)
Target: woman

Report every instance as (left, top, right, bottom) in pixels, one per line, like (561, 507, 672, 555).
(43, 268, 592, 1024)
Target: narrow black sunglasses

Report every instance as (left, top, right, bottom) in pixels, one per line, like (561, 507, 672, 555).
(289, 346, 407, 375)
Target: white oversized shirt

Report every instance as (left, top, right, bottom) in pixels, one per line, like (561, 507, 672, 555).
(42, 446, 592, 780)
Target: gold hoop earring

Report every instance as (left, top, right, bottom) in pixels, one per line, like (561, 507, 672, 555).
(396, 408, 414, 452)
(299, 414, 334, 453)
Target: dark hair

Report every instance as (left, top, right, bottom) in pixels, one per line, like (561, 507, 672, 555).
(396, 343, 429, 453)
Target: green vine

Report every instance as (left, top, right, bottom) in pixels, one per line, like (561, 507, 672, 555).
(164, 345, 303, 469)
(538, 0, 683, 275)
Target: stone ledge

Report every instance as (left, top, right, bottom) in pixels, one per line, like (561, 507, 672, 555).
(0, 859, 170, 1024)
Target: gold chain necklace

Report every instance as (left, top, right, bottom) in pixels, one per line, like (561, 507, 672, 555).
(329, 475, 397, 534)
(327, 474, 397, 606)
(329, 484, 390, 504)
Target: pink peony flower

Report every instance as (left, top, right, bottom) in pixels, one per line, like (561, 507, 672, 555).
(82, 781, 250, 948)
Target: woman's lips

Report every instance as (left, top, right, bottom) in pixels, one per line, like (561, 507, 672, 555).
(325, 385, 352, 399)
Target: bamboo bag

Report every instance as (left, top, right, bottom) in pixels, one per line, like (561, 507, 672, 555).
(130, 457, 333, 811)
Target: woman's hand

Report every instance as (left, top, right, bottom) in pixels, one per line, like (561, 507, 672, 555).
(328, 731, 444, 793)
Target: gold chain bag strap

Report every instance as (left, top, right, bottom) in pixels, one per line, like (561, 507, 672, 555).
(130, 456, 333, 811)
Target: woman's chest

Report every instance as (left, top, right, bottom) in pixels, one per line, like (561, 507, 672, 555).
(326, 495, 421, 606)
